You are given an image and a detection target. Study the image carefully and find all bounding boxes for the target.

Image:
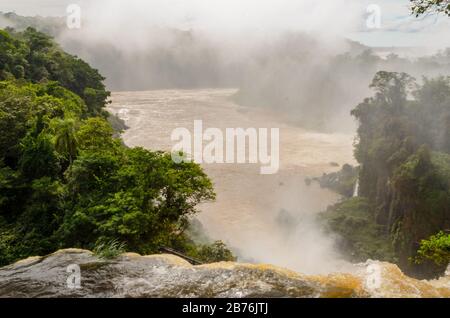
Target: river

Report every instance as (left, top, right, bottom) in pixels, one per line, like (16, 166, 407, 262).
(108, 88, 356, 274)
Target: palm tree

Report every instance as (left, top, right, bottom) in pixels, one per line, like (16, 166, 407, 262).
(53, 118, 78, 164)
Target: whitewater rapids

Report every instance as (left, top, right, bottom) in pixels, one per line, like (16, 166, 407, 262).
(1, 249, 449, 298)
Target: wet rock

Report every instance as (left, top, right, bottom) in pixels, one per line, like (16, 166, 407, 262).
(0, 249, 448, 298)
(314, 164, 359, 197)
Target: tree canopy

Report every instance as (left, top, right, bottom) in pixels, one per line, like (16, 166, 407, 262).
(325, 71, 450, 278)
(0, 27, 109, 116)
(415, 231, 450, 266)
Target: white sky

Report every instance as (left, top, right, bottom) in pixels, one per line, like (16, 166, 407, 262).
(1, 0, 449, 48)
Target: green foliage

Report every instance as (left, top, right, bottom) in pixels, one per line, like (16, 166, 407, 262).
(58, 148, 215, 254)
(0, 27, 109, 116)
(173, 232, 236, 264)
(414, 231, 450, 265)
(76, 117, 119, 152)
(190, 241, 236, 263)
(19, 133, 60, 180)
(0, 80, 85, 168)
(319, 198, 396, 262)
(173, 219, 237, 263)
(93, 239, 126, 259)
(344, 71, 450, 277)
(0, 82, 34, 162)
(52, 118, 79, 164)
(0, 27, 219, 266)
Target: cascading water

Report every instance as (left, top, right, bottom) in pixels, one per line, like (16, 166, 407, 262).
(1, 249, 449, 297)
(353, 178, 359, 197)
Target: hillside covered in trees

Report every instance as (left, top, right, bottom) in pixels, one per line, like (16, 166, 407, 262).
(322, 71, 450, 278)
(0, 27, 234, 266)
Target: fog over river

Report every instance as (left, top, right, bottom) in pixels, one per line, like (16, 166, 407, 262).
(108, 88, 356, 274)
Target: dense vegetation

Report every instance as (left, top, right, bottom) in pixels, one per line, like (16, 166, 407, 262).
(414, 231, 450, 266)
(0, 27, 108, 116)
(320, 198, 396, 263)
(0, 28, 234, 266)
(322, 71, 450, 278)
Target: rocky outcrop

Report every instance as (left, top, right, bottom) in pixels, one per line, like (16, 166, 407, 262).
(0, 249, 449, 298)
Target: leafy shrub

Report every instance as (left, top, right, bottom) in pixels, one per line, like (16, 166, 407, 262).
(414, 231, 450, 266)
(93, 239, 126, 259)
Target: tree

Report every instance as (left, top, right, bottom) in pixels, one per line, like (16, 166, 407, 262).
(22, 27, 52, 52)
(52, 118, 78, 164)
(345, 71, 450, 278)
(411, 0, 450, 17)
(76, 117, 119, 152)
(19, 133, 60, 180)
(194, 241, 236, 263)
(58, 148, 215, 254)
(0, 82, 33, 164)
(0, 28, 110, 116)
(369, 71, 415, 111)
(412, 76, 450, 153)
(415, 231, 450, 265)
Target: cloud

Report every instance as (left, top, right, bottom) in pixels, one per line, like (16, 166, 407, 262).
(6, 0, 450, 48)
(68, 0, 366, 39)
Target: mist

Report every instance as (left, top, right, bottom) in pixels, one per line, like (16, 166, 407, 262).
(54, 0, 361, 90)
(4, 1, 450, 132)
(30, 0, 445, 134)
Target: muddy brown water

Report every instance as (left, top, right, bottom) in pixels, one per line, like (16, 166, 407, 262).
(108, 88, 356, 274)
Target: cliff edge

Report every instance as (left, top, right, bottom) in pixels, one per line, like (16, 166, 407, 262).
(0, 249, 448, 298)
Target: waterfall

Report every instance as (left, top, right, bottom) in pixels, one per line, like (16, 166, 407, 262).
(353, 178, 359, 197)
